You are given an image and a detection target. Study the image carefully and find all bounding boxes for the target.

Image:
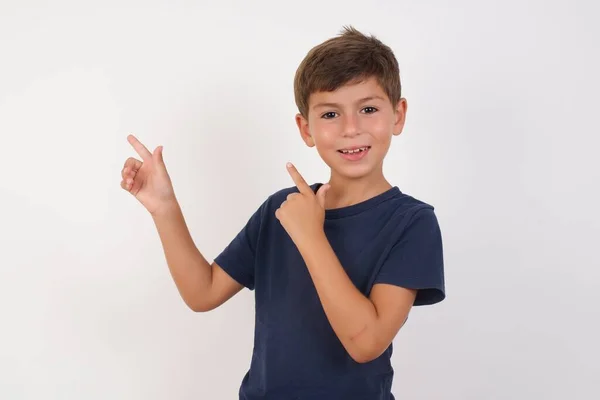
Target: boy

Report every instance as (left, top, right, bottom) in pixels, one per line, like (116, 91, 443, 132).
(120, 26, 445, 399)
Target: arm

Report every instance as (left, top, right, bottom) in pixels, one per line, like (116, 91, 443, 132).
(275, 164, 441, 363)
(121, 135, 242, 311)
(152, 200, 243, 312)
(298, 232, 416, 363)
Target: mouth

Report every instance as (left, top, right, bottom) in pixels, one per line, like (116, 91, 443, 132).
(337, 146, 371, 161)
(337, 146, 371, 154)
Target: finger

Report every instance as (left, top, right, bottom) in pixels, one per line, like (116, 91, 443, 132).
(122, 167, 136, 180)
(124, 157, 142, 172)
(122, 158, 142, 178)
(316, 183, 330, 208)
(286, 162, 312, 195)
(120, 180, 132, 192)
(127, 134, 152, 162)
(152, 146, 165, 166)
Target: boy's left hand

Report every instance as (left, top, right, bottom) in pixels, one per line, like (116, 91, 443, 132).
(275, 163, 330, 248)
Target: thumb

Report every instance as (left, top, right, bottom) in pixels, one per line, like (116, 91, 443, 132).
(152, 145, 165, 165)
(316, 183, 330, 208)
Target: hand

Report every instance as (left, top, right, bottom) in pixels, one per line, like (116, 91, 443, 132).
(275, 163, 330, 248)
(120, 134, 177, 216)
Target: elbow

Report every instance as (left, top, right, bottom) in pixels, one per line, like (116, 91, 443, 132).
(189, 303, 211, 313)
(186, 298, 216, 313)
(349, 348, 381, 364)
(346, 337, 386, 364)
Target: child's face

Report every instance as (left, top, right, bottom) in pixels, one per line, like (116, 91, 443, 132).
(296, 76, 407, 181)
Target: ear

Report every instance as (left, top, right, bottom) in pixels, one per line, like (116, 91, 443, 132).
(295, 113, 315, 147)
(392, 98, 408, 137)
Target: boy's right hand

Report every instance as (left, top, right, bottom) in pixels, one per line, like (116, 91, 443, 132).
(120, 134, 177, 216)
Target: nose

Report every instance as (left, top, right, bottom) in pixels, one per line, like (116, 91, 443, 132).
(342, 113, 361, 138)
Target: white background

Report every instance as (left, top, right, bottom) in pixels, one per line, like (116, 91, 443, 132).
(1, 0, 599, 399)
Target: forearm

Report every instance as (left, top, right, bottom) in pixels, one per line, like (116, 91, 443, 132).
(151, 200, 213, 310)
(297, 232, 381, 362)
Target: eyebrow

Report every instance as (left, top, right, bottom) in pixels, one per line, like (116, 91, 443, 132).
(312, 95, 386, 110)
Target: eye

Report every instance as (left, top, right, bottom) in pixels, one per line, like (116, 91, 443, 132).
(362, 107, 378, 114)
(321, 111, 338, 119)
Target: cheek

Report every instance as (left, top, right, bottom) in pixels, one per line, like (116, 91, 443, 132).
(369, 119, 393, 140)
(311, 125, 339, 148)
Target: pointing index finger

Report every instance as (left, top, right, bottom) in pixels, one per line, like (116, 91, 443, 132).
(127, 134, 152, 162)
(287, 162, 312, 195)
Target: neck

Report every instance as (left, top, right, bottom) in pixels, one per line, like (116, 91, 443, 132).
(324, 169, 393, 210)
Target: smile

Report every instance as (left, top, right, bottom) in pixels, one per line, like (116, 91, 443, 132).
(337, 146, 371, 154)
(337, 146, 371, 161)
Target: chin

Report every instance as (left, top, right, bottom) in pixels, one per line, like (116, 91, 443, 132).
(319, 148, 382, 180)
(330, 163, 377, 180)
(342, 169, 376, 180)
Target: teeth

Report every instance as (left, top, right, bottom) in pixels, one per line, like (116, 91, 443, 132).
(341, 147, 368, 154)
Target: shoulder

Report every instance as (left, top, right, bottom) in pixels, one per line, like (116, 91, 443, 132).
(260, 183, 322, 210)
(268, 184, 304, 201)
(394, 190, 435, 211)
(382, 189, 438, 223)
(243, 185, 304, 226)
(377, 190, 443, 245)
(392, 194, 443, 249)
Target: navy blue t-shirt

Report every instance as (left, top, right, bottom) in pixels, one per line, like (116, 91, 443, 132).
(214, 184, 445, 399)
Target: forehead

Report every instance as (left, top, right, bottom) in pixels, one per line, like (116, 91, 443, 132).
(309, 77, 388, 108)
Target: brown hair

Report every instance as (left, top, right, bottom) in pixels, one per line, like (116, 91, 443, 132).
(293, 25, 402, 118)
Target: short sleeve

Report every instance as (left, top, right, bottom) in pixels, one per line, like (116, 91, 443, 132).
(213, 200, 266, 291)
(373, 208, 446, 306)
